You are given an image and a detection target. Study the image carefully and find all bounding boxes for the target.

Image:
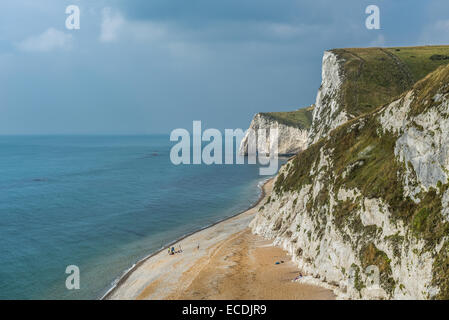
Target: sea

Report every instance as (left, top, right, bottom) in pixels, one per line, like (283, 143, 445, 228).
(0, 135, 280, 299)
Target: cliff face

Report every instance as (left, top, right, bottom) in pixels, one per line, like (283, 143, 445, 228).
(308, 48, 417, 144)
(250, 46, 449, 300)
(239, 108, 312, 156)
(308, 51, 347, 145)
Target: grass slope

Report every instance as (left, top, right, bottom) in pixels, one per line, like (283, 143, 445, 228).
(332, 45, 449, 118)
(259, 106, 314, 129)
(387, 46, 449, 82)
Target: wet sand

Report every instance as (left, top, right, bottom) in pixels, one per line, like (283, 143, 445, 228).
(105, 179, 335, 300)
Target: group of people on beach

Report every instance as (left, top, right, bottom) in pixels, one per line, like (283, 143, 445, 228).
(168, 245, 183, 255)
(167, 243, 201, 255)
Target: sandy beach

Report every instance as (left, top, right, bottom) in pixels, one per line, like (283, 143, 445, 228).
(105, 179, 335, 300)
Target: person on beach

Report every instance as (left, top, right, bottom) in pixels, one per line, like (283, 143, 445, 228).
(294, 273, 303, 281)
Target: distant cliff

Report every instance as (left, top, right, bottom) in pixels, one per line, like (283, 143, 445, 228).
(239, 107, 313, 156)
(250, 45, 449, 299)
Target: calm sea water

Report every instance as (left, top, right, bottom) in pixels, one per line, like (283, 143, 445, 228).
(0, 135, 277, 299)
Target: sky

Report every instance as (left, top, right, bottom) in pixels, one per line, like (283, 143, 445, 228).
(1, 0, 449, 134)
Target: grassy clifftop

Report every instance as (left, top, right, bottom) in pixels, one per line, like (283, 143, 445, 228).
(386, 46, 449, 82)
(259, 106, 314, 129)
(256, 47, 449, 134)
(331, 45, 449, 118)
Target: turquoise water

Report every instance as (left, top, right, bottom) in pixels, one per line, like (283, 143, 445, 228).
(0, 135, 274, 299)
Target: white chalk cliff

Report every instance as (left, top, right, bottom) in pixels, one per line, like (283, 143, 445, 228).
(250, 49, 449, 299)
(239, 109, 312, 156)
(308, 51, 348, 145)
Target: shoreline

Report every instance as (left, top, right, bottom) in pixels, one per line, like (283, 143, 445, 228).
(104, 177, 335, 300)
(101, 177, 271, 300)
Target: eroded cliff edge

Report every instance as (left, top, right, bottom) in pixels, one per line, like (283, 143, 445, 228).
(239, 107, 313, 156)
(250, 46, 449, 299)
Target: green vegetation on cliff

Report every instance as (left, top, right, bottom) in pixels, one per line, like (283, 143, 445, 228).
(259, 105, 314, 129)
(386, 46, 449, 83)
(331, 45, 449, 118)
(274, 58, 449, 298)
